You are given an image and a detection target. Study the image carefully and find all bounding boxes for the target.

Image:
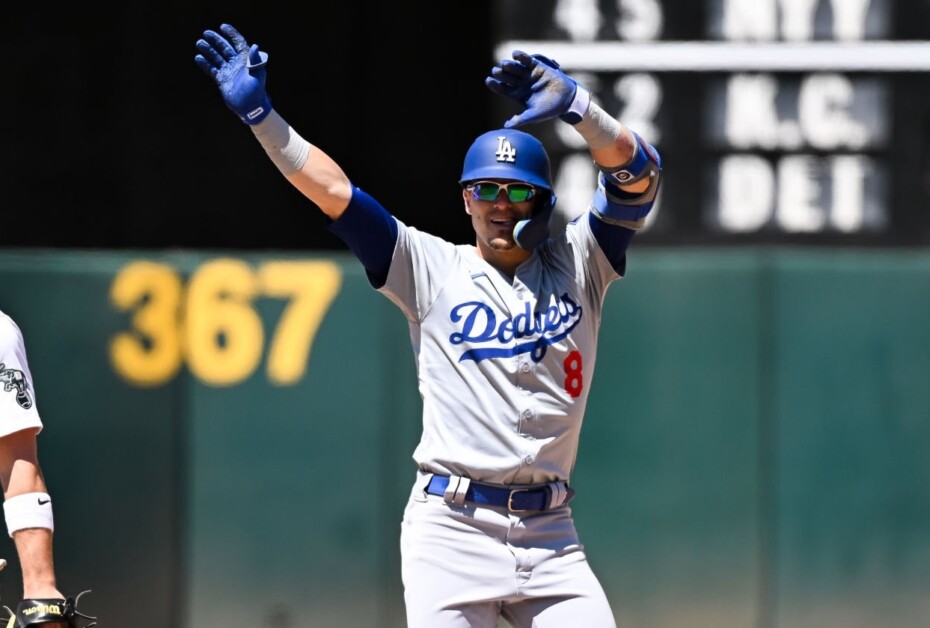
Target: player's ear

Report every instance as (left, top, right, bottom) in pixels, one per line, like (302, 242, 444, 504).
(462, 188, 473, 215)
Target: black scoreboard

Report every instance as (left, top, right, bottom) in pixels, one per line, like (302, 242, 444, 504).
(493, 0, 930, 246)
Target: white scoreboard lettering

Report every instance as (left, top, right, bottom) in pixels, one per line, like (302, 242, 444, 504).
(495, 0, 926, 243)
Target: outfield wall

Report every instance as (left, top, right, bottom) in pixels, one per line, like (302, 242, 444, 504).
(1, 248, 927, 628)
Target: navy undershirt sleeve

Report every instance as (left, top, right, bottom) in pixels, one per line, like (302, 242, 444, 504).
(587, 212, 636, 276)
(326, 186, 398, 288)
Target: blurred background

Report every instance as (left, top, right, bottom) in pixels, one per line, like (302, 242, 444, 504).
(1, 0, 929, 626)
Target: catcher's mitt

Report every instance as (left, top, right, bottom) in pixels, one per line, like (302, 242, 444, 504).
(1, 591, 96, 627)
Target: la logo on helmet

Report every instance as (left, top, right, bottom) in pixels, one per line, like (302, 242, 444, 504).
(495, 136, 517, 163)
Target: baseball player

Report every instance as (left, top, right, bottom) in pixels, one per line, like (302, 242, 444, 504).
(195, 23, 661, 627)
(0, 310, 95, 627)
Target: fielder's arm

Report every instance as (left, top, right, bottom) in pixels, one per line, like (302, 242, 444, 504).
(0, 428, 62, 602)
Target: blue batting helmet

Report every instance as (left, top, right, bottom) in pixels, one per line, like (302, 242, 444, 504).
(460, 128, 558, 250)
(459, 129, 555, 193)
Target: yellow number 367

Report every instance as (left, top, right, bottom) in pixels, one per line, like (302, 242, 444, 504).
(108, 258, 342, 387)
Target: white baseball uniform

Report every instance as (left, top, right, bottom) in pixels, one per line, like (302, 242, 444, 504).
(194, 22, 653, 627)
(0, 311, 43, 439)
(379, 214, 620, 627)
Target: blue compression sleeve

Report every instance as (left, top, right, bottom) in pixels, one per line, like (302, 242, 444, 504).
(326, 186, 398, 288)
(588, 212, 635, 276)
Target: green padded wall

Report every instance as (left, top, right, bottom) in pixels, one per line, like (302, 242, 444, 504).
(579, 251, 767, 628)
(769, 253, 930, 628)
(1, 248, 928, 628)
(0, 251, 182, 627)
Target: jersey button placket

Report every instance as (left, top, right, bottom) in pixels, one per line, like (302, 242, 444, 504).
(518, 408, 536, 442)
(516, 359, 533, 396)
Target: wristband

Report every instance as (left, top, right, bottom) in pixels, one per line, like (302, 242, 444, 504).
(251, 110, 312, 176)
(4, 492, 54, 537)
(559, 85, 592, 125)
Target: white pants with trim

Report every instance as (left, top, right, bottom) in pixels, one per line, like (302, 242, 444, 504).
(400, 473, 617, 628)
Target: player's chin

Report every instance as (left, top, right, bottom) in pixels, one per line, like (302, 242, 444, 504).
(484, 223, 519, 248)
(487, 235, 518, 251)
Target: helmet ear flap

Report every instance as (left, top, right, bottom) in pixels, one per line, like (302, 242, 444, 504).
(513, 191, 558, 250)
(544, 190, 557, 212)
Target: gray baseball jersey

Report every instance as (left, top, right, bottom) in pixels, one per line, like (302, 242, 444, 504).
(0, 310, 43, 438)
(379, 214, 620, 487)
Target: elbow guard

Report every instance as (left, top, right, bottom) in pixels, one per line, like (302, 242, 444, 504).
(592, 132, 662, 229)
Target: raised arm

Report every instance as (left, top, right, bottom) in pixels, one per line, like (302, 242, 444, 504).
(194, 24, 352, 220)
(485, 50, 662, 239)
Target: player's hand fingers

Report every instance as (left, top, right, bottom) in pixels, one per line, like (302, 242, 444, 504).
(248, 43, 269, 69)
(194, 54, 219, 78)
(485, 77, 532, 104)
(490, 64, 531, 87)
(194, 22, 272, 125)
(201, 29, 238, 62)
(497, 59, 532, 78)
(485, 77, 511, 96)
(194, 39, 226, 71)
(219, 23, 250, 54)
(510, 50, 537, 68)
(503, 115, 525, 129)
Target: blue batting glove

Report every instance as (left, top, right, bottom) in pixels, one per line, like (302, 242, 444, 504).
(485, 50, 588, 128)
(194, 24, 272, 125)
